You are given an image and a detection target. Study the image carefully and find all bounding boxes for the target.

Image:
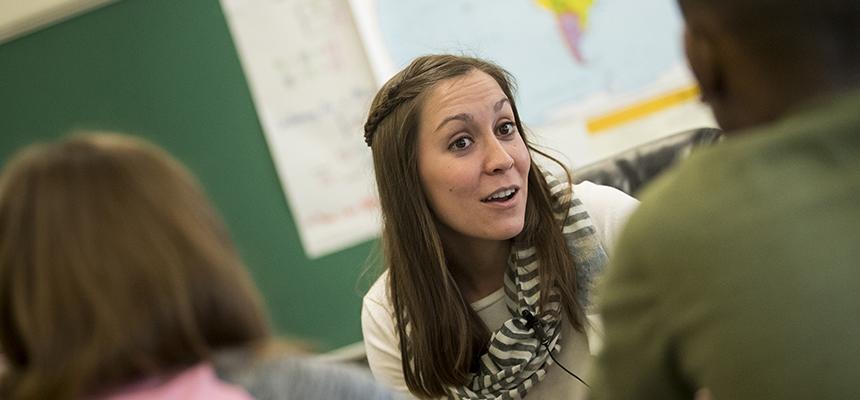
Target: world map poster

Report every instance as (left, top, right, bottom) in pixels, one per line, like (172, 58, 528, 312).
(349, 0, 715, 166)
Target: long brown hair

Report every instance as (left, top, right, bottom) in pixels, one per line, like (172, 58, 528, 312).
(0, 133, 269, 399)
(364, 55, 583, 398)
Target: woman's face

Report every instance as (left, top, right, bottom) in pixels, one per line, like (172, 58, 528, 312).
(417, 70, 531, 245)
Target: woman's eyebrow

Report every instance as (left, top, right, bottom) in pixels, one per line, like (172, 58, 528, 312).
(434, 97, 510, 132)
(435, 113, 472, 132)
(494, 97, 509, 112)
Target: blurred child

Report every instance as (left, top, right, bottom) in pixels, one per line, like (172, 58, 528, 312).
(0, 133, 395, 400)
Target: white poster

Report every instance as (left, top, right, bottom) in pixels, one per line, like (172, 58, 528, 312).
(348, 0, 715, 166)
(0, 0, 115, 43)
(221, 0, 380, 258)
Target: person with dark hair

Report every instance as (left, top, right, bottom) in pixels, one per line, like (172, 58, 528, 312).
(592, 1, 860, 399)
(0, 133, 397, 400)
(361, 54, 638, 399)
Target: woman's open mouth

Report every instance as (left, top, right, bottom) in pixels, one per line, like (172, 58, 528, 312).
(481, 187, 518, 203)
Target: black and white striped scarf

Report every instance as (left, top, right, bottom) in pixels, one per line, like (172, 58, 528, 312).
(447, 174, 608, 399)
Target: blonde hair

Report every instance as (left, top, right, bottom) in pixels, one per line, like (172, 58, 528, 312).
(365, 55, 583, 398)
(0, 133, 269, 399)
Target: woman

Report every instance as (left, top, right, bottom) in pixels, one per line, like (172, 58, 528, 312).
(0, 133, 395, 400)
(361, 55, 638, 399)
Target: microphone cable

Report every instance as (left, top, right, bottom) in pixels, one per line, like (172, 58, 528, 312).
(522, 310, 590, 388)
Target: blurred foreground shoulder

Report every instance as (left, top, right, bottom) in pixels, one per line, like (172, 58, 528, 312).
(216, 349, 402, 400)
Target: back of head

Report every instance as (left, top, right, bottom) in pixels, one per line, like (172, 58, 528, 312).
(0, 133, 269, 399)
(680, 0, 860, 65)
(679, 0, 860, 130)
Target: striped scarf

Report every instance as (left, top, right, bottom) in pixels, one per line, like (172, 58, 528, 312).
(447, 174, 608, 399)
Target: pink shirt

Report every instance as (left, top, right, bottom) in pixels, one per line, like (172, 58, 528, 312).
(99, 363, 252, 400)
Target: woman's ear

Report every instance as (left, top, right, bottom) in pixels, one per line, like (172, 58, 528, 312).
(683, 23, 722, 105)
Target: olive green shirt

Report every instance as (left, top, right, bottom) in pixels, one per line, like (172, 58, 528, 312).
(592, 89, 860, 400)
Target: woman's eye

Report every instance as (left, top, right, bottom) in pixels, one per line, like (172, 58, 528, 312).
(497, 122, 516, 136)
(449, 136, 473, 151)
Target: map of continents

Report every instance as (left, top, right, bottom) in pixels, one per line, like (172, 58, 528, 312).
(536, 0, 594, 64)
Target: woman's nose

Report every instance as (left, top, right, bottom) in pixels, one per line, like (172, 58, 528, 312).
(484, 137, 515, 174)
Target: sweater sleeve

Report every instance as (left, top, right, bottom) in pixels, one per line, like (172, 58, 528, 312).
(361, 274, 415, 398)
(572, 180, 639, 256)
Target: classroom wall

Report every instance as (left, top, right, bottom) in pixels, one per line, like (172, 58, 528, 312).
(0, 0, 374, 351)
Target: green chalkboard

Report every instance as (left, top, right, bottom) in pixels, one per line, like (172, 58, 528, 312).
(0, 0, 376, 351)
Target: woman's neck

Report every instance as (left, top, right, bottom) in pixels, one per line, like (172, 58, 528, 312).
(442, 234, 511, 303)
